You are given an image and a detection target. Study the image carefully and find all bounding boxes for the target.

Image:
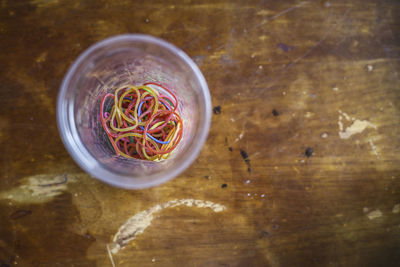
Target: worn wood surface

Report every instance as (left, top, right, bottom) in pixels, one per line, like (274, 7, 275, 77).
(1, 0, 400, 266)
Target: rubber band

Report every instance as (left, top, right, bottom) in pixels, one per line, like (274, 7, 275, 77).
(99, 83, 183, 161)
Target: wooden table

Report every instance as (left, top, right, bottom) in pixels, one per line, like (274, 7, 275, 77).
(1, 0, 399, 266)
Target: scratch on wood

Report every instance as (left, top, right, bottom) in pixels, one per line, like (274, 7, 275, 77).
(253, 7, 352, 93)
(0, 174, 77, 204)
(235, 131, 244, 142)
(10, 209, 32, 220)
(106, 244, 116, 267)
(284, 8, 352, 71)
(368, 139, 379, 158)
(293, 167, 300, 174)
(256, 1, 309, 27)
(39, 174, 67, 187)
(108, 199, 226, 256)
(249, 152, 260, 159)
(339, 109, 351, 121)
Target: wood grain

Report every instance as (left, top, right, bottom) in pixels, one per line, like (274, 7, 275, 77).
(0, 0, 399, 266)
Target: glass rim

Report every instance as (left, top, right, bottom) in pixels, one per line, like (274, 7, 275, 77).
(57, 34, 211, 189)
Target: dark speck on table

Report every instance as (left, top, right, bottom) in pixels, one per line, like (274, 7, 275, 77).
(305, 147, 314, 157)
(213, 106, 221, 114)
